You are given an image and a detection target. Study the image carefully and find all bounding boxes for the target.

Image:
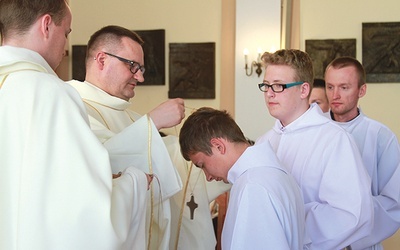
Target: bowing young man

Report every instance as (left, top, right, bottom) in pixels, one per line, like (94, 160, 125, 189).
(179, 107, 305, 250)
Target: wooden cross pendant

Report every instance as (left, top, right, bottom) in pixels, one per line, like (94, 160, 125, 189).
(186, 194, 198, 220)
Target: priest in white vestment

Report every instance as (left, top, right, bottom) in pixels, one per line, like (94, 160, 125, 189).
(69, 25, 230, 250)
(325, 57, 400, 250)
(0, 3, 149, 248)
(69, 79, 180, 249)
(69, 79, 231, 250)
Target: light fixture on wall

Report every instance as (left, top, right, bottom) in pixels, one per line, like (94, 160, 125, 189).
(244, 48, 263, 77)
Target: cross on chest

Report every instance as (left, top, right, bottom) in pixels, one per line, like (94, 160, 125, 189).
(186, 195, 198, 220)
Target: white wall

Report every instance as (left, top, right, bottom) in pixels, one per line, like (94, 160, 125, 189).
(234, 0, 281, 141)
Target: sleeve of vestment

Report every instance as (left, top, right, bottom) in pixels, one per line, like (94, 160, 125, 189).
(304, 132, 374, 249)
(101, 115, 182, 200)
(204, 180, 231, 202)
(352, 130, 400, 249)
(111, 167, 149, 250)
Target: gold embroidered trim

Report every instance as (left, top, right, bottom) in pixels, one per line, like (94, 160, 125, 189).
(147, 114, 155, 250)
(82, 100, 111, 130)
(175, 161, 194, 250)
(0, 62, 46, 89)
(0, 74, 9, 89)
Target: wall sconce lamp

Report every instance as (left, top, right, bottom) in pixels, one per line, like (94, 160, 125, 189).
(244, 48, 263, 77)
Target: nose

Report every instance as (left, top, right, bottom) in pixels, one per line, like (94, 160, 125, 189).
(133, 70, 145, 83)
(266, 86, 275, 98)
(205, 173, 214, 182)
(332, 88, 340, 100)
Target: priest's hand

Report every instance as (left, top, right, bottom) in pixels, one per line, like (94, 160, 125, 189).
(112, 172, 122, 179)
(146, 174, 154, 190)
(149, 98, 185, 130)
(113, 172, 153, 190)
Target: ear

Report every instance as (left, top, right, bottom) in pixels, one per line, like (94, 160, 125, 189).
(40, 14, 53, 39)
(210, 138, 226, 155)
(358, 84, 367, 98)
(94, 52, 106, 70)
(300, 82, 311, 99)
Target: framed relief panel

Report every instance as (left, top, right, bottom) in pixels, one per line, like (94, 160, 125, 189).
(72, 45, 87, 81)
(305, 39, 356, 79)
(134, 29, 165, 85)
(363, 22, 400, 83)
(168, 42, 215, 99)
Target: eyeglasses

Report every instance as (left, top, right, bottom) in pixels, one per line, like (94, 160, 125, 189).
(104, 52, 145, 74)
(258, 81, 304, 93)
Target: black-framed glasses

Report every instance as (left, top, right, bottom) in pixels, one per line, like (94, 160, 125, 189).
(104, 52, 145, 74)
(258, 81, 304, 93)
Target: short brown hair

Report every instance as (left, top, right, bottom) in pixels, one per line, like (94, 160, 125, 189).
(325, 57, 366, 88)
(261, 49, 314, 88)
(85, 25, 144, 63)
(0, 0, 68, 38)
(179, 107, 248, 161)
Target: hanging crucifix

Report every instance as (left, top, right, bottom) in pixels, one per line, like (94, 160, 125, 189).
(186, 194, 198, 220)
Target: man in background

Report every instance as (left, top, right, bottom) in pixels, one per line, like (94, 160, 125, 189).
(0, 1, 150, 249)
(309, 78, 329, 112)
(325, 56, 400, 250)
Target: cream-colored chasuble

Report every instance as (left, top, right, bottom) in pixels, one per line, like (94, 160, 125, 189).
(0, 46, 148, 250)
(69, 80, 182, 249)
(69, 80, 231, 250)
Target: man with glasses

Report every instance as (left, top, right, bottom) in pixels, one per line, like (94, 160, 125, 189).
(69, 25, 231, 250)
(69, 25, 184, 249)
(256, 49, 374, 249)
